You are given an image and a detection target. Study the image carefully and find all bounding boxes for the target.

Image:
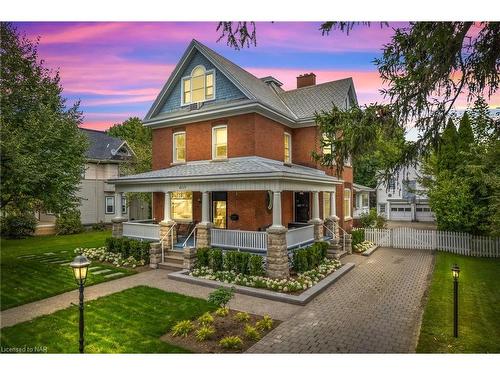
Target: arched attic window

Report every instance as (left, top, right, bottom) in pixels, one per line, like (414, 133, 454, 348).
(182, 65, 215, 105)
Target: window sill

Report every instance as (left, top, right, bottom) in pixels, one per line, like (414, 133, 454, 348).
(171, 161, 186, 166)
(283, 162, 292, 167)
(211, 158, 228, 162)
(344, 217, 353, 221)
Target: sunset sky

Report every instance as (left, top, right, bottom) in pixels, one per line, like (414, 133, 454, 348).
(14, 22, 500, 131)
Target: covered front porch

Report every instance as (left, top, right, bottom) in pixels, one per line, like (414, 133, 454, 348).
(108, 157, 347, 277)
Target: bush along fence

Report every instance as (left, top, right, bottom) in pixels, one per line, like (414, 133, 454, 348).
(364, 227, 500, 257)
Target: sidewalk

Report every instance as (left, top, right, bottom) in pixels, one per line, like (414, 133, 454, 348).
(1, 269, 300, 329)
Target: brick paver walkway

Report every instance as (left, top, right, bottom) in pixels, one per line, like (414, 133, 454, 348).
(248, 247, 435, 353)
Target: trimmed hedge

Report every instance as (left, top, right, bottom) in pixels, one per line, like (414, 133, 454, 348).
(351, 228, 365, 246)
(105, 237, 150, 263)
(292, 241, 329, 273)
(196, 248, 265, 276)
(56, 210, 84, 235)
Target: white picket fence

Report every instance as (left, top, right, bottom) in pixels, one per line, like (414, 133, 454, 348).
(365, 227, 500, 257)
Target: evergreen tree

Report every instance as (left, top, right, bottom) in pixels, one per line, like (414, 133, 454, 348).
(457, 112, 474, 154)
(437, 118, 459, 171)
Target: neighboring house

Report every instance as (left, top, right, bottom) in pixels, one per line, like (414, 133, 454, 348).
(376, 165, 435, 222)
(109, 39, 356, 253)
(35, 129, 149, 234)
(353, 183, 375, 221)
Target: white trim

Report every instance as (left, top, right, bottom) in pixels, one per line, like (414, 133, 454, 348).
(105, 195, 115, 215)
(344, 188, 352, 220)
(180, 64, 216, 106)
(172, 131, 186, 163)
(284, 132, 292, 164)
(212, 125, 228, 160)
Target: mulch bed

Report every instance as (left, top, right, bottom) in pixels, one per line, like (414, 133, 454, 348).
(160, 309, 280, 353)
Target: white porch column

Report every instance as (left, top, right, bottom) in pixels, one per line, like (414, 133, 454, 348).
(112, 191, 126, 238)
(271, 191, 283, 228)
(162, 191, 171, 222)
(312, 191, 320, 221)
(115, 192, 123, 219)
(196, 191, 212, 249)
(329, 190, 336, 218)
(201, 191, 210, 224)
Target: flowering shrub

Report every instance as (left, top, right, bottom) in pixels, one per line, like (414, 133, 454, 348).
(74, 247, 145, 268)
(353, 240, 375, 253)
(191, 258, 342, 293)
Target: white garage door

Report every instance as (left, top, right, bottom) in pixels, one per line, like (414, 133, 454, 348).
(390, 204, 412, 220)
(416, 205, 434, 222)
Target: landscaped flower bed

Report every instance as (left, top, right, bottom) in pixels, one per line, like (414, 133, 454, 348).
(190, 258, 342, 293)
(75, 247, 145, 268)
(162, 309, 279, 353)
(353, 240, 376, 254)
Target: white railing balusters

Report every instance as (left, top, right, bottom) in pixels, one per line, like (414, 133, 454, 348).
(211, 228, 268, 252)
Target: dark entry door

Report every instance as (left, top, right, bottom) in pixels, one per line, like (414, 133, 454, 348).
(294, 192, 310, 223)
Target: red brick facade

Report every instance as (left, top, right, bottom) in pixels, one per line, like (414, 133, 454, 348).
(151, 113, 353, 231)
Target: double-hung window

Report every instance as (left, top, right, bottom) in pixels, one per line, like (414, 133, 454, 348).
(344, 188, 352, 219)
(173, 131, 186, 163)
(181, 65, 215, 105)
(284, 132, 292, 164)
(323, 192, 331, 219)
(105, 196, 115, 215)
(122, 196, 127, 215)
(212, 125, 227, 159)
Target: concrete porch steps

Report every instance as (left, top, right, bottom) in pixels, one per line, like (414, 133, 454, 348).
(158, 251, 184, 271)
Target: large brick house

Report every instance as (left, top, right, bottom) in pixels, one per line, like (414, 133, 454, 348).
(109, 40, 357, 273)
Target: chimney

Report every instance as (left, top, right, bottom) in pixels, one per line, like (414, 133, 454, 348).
(296, 73, 316, 89)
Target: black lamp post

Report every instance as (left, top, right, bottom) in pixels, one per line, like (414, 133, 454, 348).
(70, 255, 91, 353)
(451, 264, 460, 338)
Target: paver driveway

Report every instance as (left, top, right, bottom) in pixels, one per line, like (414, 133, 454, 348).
(248, 247, 435, 353)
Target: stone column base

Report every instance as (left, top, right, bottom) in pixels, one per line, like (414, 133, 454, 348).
(266, 226, 289, 279)
(183, 247, 197, 270)
(111, 217, 127, 238)
(344, 233, 353, 254)
(149, 242, 162, 269)
(196, 222, 213, 249)
(159, 220, 176, 251)
(308, 218, 324, 242)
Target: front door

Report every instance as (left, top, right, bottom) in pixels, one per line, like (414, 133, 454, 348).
(294, 192, 310, 223)
(211, 192, 227, 229)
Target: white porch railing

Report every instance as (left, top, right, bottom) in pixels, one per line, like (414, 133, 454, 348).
(122, 221, 160, 241)
(211, 228, 268, 252)
(286, 225, 314, 249)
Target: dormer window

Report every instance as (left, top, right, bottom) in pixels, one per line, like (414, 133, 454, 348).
(182, 65, 215, 105)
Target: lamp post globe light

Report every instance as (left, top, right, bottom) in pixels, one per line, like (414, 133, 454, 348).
(451, 264, 460, 338)
(70, 254, 91, 353)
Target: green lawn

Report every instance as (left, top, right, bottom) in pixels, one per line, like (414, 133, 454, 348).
(417, 251, 500, 353)
(1, 230, 135, 310)
(0, 286, 215, 353)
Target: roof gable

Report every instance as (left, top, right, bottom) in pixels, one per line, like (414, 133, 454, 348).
(81, 129, 134, 162)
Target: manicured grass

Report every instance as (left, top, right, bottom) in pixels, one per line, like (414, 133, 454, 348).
(0, 286, 215, 353)
(417, 252, 500, 353)
(1, 230, 135, 310)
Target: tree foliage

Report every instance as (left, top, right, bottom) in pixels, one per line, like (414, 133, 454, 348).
(421, 103, 499, 235)
(216, 21, 499, 172)
(0, 22, 87, 214)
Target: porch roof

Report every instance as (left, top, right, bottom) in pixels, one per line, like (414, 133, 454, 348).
(108, 156, 341, 192)
(353, 183, 375, 192)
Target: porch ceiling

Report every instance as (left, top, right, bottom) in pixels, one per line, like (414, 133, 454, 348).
(108, 156, 342, 193)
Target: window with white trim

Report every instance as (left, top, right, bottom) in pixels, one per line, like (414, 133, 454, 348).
(171, 191, 193, 221)
(122, 196, 127, 215)
(173, 131, 186, 163)
(322, 132, 333, 156)
(105, 196, 115, 214)
(323, 192, 331, 219)
(284, 132, 292, 164)
(181, 65, 215, 105)
(344, 188, 351, 219)
(212, 125, 227, 159)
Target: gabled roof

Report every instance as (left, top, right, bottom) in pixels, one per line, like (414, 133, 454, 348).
(109, 156, 341, 184)
(144, 39, 357, 127)
(353, 183, 375, 192)
(81, 129, 134, 162)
